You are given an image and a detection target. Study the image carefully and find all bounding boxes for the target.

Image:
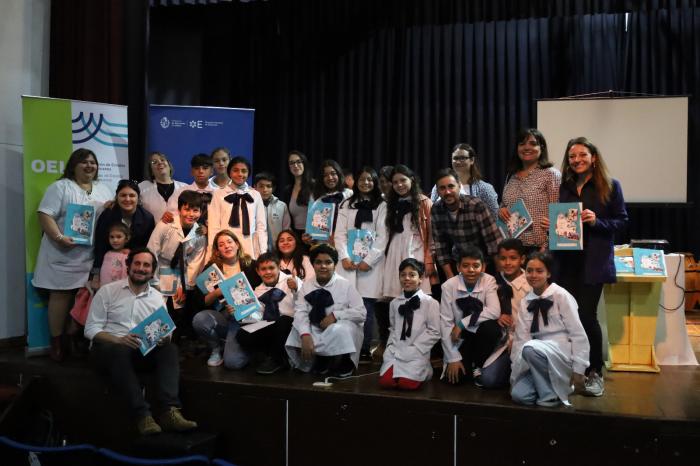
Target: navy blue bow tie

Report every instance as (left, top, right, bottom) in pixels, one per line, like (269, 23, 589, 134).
(224, 192, 254, 235)
(305, 288, 334, 326)
(390, 200, 412, 233)
(354, 200, 374, 228)
(321, 192, 345, 205)
(455, 296, 484, 328)
(527, 298, 553, 333)
(398, 294, 421, 340)
(259, 287, 286, 321)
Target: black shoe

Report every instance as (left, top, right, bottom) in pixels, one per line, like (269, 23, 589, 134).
(311, 356, 331, 375)
(256, 356, 283, 375)
(330, 356, 355, 378)
(359, 349, 372, 365)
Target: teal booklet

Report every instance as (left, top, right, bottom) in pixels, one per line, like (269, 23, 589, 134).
(633, 248, 667, 276)
(195, 264, 225, 294)
(130, 306, 176, 356)
(305, 200, 335, 240)
(63, 203, 95, 245)
(548, 202, 583, 250)
(220, 272, 263, 321)
(613, 255, 635, 274)
(347, 229, 373, 263)
(158, 267, 181, 296)
(496, 198, 532, 239)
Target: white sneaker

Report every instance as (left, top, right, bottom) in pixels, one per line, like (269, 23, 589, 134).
(207, 348, 223, 367)
(536, 397, 561, 408)
(583, 373, 605, 397)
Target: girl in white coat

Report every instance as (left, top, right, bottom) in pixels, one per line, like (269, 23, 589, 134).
(334, 167, 388, 360)
(379, 259, 440, 390)
(511, 252, 589, 407)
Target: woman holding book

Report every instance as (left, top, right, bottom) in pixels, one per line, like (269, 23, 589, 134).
(302, 159, 353, 246)
(334, 167, 388, 361)
(139, 151, 187, 222)
(499, 128, 561, 255)
(541, 137, 627, 398)
(192, 229, 262, 368)
(429, 143, 499, 217)
(33, 148, 113, 361)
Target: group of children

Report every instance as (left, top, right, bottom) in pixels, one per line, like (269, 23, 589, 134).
(73, 148, 595, 409)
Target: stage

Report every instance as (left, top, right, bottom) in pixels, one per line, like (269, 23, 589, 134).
(0, 348, 698, 466)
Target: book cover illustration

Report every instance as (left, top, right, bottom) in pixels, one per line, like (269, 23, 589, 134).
(195, 264, 225, 294)
(496, 198, 532, 239)
(347, 229, 374, 263)
(220, 272, 263, 321)
(63, 203, 96, 245)
(548, 202, 583, 250)
(158, 267, 181, 296)
(130, 306, 176, 356)
(633, 248, 667, 276)
(614, 255, 635, 274)
(305, 201, 335, 240)
(180, 226, 205, 286)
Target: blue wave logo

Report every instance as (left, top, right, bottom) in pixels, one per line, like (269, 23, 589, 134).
(71, 112, 128, 148)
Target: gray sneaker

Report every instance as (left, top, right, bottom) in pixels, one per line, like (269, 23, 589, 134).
(583, 373, 605, 397)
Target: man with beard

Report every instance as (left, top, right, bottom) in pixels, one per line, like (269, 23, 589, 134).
(85, 247, 197, 436)
(430, 168, 503, 278)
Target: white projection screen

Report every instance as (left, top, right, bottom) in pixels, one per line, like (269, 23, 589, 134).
(537, 97, 688, 203)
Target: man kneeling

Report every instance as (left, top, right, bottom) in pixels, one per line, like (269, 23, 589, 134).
(285, 244, 366, 378)
(85, 248, 197, 436)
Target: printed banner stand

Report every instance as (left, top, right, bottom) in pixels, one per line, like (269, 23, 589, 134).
(148, 105, 255, 184)
(22, 95, 129, 355)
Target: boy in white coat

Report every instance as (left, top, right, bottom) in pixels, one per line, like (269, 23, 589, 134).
(440, 245, 502, 385)
(285, 244, 366, 378)
(379, 258, 440, 390)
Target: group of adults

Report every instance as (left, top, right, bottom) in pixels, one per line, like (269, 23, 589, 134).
(31, 127, 627, 433)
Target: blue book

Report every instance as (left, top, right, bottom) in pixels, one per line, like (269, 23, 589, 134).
(496, 198, 532, 239)
(614, 255, 635, 274)
(130, 306, 176, 356)
(158, 267, 181, 296)
(220, 272, 263, 321)
(195, 264, 225, 294)
(633, 248, 667, 276)
(63, 203, 95, 245)
(305, 201, 335, 240)
(548, 202, 583, 250)
(347, 229, 374, 263)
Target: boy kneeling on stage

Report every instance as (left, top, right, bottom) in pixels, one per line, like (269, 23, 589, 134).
(379, 258, 440, 390)
(285, 244, 366, 378)
(440, 245, 502, 386)
(236, 252, 301, 375)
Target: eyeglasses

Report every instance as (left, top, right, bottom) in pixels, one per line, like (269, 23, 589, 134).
(288, 160, 303, 166)
(150, 158, 168, 165)
(452, 155, 474, 161)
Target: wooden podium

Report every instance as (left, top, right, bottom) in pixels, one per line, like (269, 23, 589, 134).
(604, 249, 667, 373)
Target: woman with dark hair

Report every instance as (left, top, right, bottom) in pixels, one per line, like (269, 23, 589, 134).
(92, 179, 156, 287)
(191, 230, 261, 368)
(209, 147, 232, 189)
(542, 137, 628, 398)
(499, 128, 561, 254)
(139, 152, 187, 222)
(334, 167, 388, 361)
(275, 229, 315, 287)
(283, 150, 314, 238)
(429, 143, 499, 217)
(378, 165, 394, 199)
(302, 159, 353, 245)
(33, 148, 113, 361)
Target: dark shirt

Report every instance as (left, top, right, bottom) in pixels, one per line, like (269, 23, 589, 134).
(93, 205, 156, 271)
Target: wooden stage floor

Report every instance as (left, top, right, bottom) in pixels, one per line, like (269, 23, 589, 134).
(0, 348, 699, 465)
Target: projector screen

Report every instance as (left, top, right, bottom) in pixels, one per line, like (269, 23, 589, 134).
(537, 97, 688, 203)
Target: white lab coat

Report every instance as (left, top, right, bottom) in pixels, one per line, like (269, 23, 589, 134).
(208, 183, 267, 259)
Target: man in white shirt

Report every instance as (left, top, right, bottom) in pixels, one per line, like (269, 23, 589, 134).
(85, 248, 197, 436)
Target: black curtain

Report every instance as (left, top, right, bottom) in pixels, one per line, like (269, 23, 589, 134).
(144, 2, 700, 254)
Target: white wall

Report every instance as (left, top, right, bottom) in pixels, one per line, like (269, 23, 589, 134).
(0, 0, 51, 339)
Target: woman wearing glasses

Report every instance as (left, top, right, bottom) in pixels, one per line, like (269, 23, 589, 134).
(92, 179, 156, 288)
(429, 143, 499, 217)
(282, 150, 314, 239)
(139, 152, 187, 222)
(32, 148, 113, 361)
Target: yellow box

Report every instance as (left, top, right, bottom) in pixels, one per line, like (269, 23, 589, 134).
(609, 344, 630, 364)
(630, 316, 658, 345)
(629, 345, 652, 365)
(604, 283, 631, 345)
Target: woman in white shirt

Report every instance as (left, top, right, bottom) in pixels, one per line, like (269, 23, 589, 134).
(139, 152, 186, 222)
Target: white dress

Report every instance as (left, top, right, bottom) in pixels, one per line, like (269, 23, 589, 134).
(285, 273, 366, 370)
(32, 179, 113, 290)
(380, 290, 441, 382)
(510, 283, 590, 404)
(208, 183, 267, 259)
(334, 199, 388, 299)
(382, 210, 430, 298)
(139, 180, 187, 222)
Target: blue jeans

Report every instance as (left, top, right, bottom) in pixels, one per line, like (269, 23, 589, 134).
(362, 298, 376, 352)
(192, 309, 249, 370)
(511, 346, 557, 405)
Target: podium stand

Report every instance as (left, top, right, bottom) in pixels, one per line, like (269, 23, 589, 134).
(604, 249, 666, 373)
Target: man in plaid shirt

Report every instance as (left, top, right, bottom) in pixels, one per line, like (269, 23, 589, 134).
(431, 168, 503, 278)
